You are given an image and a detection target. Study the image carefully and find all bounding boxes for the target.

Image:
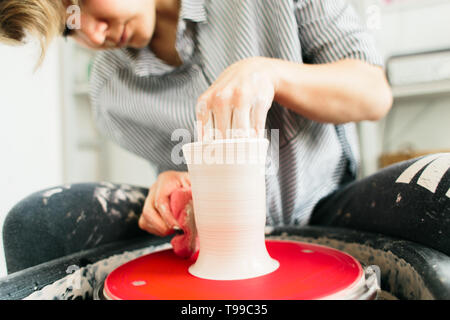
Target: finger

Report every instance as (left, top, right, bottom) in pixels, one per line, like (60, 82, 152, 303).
(195, 99, 208, 122)
(231, 108, 251, 138)
(231, 108, 252, 139)
(212, 89, 233, 140)
(203, 109, 215, 142)
(196, 97, 216, 142)
(141, 186, 173, 236)
(180, 174, 191, 188)
(195, 119, 203, 143)
(250, 97, 270, 138)
(230, 85, 253, 138)
(138, 215, 164, 236)
(156, 198, 180, 230)
(176, 171, 191, 188)
(195, 100, 208, 141)
(154, 185, 181, 229)
(141, 206, 173, 236)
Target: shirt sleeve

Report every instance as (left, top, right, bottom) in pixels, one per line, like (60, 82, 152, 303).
(295, 0, 384, 67)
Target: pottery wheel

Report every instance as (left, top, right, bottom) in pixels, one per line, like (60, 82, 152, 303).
(102, 240, 372, 300)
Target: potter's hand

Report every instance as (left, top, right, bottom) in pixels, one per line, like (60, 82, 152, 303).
(169, 188, 199, 259)
(138, 171, 191, 237)
(196, 57, 276, 141)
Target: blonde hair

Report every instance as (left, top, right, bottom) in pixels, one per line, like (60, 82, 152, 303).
(0, 0, 78, 66)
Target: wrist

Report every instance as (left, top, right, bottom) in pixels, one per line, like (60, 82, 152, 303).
(257, 57, 307, 101)
(256, 57, 282, 94)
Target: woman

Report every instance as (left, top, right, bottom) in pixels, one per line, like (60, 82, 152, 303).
(1, 0, 448, 278)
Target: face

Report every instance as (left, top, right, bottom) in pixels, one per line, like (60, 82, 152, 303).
(66, 0, 157, 50)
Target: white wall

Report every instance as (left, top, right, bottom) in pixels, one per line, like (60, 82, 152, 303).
(104, 141, 157, 188)
(372, 0, 450, 57)
(377, 0, 450, 156)
(350, 0, 450, 176)
(0, 40, 63, 277)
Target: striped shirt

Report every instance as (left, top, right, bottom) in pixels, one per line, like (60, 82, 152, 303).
(89, 0, 383, 227)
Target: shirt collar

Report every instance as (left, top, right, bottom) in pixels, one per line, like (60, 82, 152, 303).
(179, 0, 208, 23)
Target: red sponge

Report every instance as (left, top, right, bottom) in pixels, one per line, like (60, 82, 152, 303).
(169, 188, 199, 260)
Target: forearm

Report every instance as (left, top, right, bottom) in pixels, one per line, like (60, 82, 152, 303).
(267, 58, 393, 124)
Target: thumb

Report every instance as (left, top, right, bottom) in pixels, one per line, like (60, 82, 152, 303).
(154, 188, 181, 229)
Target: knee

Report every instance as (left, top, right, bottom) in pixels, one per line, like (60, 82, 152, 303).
(2, 190, 55, 273)
(2, 190, 44, 247)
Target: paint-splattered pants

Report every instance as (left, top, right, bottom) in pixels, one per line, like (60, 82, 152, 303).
(2, 182, 150, 274)
(310, 153, 450, 256)
(2, 154, 450, 275)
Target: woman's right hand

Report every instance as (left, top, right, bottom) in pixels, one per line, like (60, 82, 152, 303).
(138, 171, 191, 237)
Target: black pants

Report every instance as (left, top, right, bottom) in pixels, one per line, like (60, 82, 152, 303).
(3, 154, 450, 274)
(310, 153, 450, 255)
(2, 182, 150, 274)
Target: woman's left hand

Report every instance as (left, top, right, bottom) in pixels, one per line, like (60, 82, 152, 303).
(196, 57, 277, 141)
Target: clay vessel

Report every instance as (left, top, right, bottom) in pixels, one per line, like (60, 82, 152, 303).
(182, 138, 279, 280)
